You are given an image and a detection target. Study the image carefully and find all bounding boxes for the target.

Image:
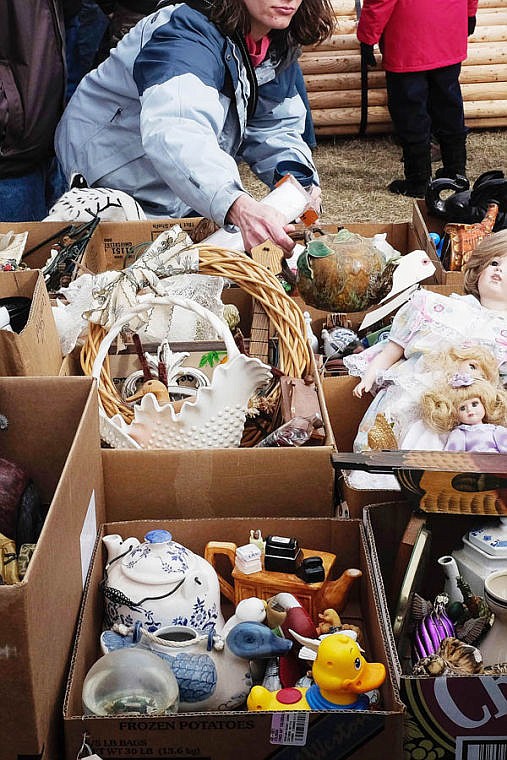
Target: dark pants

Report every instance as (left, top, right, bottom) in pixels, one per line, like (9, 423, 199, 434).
(386, 64, 466, 149)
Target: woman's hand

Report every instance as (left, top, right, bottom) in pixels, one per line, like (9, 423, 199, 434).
(226, 194, 296, 256)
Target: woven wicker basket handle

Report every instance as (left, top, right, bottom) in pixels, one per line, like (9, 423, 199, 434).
(91, 295, 240, 383)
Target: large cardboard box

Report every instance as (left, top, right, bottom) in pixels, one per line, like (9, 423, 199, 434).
(63, 516, 404, 760)
(99, 349, 336, 519)
(322, 375, 404, 518)
(0, 269, 63, 376)
(364, 501, 507, 760)
(0, 376, 106, 760)
(64, 219, 338, 517)
(83, 218, 207, 272)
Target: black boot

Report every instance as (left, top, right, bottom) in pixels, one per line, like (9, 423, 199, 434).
(388, 143, 432, 197)
(435, 134, 467, 180)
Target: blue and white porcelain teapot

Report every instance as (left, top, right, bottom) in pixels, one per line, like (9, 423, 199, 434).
(101, 529, 226, 633)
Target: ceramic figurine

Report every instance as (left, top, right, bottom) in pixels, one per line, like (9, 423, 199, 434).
(265, 592, 319, 687)
(101, 620, 291, 712)
(453, 517, 507, 596)
(101, 529, 227, 632)
(412, 637, 484, 677)
(93, 296, 272, 450)
(420, 374, 507, 453)
(437, 555, 464, 604)
(247, 632, 386, 711)
(316, 609, 364, 646)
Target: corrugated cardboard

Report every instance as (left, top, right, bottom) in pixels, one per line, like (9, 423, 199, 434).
(83, 218, 206, 272)
(0, 376, 106, 760)
(98, 347, 336, 518)
(0, 269, 63, 376)
(322, 375, 404, 518)
(364, 501, 507, 760)
(63, 516, 404, 760)
(0, 220, 77, 270)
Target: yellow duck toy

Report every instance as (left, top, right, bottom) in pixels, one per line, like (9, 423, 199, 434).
(247, 632, 386, 711)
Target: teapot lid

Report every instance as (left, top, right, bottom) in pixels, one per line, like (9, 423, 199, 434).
(466, 517, 507, 559)
(121, 529, 193, 585)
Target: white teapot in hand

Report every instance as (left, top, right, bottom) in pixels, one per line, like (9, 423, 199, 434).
(101, 529, 226, 633)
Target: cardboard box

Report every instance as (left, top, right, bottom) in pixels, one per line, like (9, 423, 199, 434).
(83, 218, 207, 272)
(0, 376, 106, 760)
(63, 516, 404, 760)
(0, 269, 63, 376)
(322, 375, 404, 519)
(364, 501, 507, 760)
(412, 199, 465, 291)
(99, 350, 336, 519)
(0, 220, 78, 270)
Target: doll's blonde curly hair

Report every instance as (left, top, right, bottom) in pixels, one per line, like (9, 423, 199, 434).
(425, 345, 500, 384)
(421, 377, 507, 434)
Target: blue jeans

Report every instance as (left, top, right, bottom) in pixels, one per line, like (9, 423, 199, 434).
(0, 159, 68, 222)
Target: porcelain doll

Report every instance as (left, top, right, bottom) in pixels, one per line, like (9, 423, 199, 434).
(420, 374, 507, 453)
(344, 230, 507, 451)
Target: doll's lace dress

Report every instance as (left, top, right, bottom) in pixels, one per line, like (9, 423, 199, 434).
(344, 289, 507, 452)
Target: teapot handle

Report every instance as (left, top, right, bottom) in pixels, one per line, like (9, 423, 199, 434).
(204, 541, 237, 602)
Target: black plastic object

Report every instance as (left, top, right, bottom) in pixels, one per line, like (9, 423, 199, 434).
(297, 556, 325, 583)
(264, 534, 303, 573)
(425, 170, 507, 230)
(0, 296, 32, 333)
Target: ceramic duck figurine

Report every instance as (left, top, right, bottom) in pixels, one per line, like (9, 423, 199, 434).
(247, 632, 386, 711)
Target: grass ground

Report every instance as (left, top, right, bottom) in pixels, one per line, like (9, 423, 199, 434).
(239, 129, 507, 224)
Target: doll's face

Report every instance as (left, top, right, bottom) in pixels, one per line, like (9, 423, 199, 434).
(457, 397, 485, 425)
(478, 254, 507, 305)
(457, 358, 484, 378)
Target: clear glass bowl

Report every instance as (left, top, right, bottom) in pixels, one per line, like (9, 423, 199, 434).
(82, 648, 179, 716)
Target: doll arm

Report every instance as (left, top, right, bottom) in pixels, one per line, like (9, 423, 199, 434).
(493, 426, 507, 453)
(352, 340, 404, 398)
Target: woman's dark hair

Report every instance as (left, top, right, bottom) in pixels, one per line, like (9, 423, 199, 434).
(209, 0, 335, 46)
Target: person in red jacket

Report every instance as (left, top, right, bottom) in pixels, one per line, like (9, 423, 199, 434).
(357, 0, 478, 197)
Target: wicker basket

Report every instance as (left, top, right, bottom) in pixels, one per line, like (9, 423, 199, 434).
(80, 244, 311, 446)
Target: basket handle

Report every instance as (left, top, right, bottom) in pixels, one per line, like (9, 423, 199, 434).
(91, 295, 240, 384)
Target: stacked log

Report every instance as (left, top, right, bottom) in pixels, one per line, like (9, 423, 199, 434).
(301, 0, 507, 136)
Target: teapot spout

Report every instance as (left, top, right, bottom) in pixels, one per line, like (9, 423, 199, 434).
(316, 568, 362, 614)
(102, 533, 140, 563)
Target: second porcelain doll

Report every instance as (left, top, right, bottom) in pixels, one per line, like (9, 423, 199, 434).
(420, 374, 507, 453)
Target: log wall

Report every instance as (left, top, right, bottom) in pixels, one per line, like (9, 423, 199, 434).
(301, 0, 507, 136)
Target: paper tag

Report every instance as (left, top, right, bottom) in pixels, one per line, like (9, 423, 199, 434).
(455, 736, 507, 759)
(270, 712, 309, 746)
(359, 285, 417, 332)
(0, 230, 28, 265)
(80, 490, 97, 587)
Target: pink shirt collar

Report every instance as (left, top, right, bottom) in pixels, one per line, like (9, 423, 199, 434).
(245, 33, 271, 67)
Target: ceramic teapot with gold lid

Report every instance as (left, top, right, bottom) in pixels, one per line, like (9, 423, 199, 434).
(101, 529, 226, 633)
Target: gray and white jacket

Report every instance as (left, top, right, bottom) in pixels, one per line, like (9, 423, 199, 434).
(55, 3, 318, 223)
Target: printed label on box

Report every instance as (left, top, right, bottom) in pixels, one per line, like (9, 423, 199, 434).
(80, 491, 97, 587)
(456, 736, 507, 760)
(270, 713, 309, 745)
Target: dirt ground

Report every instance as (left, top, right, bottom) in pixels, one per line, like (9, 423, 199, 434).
(239, 129, 507, 225)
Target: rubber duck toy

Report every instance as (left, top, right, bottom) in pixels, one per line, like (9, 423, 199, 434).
(247, 632, 386, 711)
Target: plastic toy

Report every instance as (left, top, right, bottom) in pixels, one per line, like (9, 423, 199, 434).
(247, 632, 386, 711)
